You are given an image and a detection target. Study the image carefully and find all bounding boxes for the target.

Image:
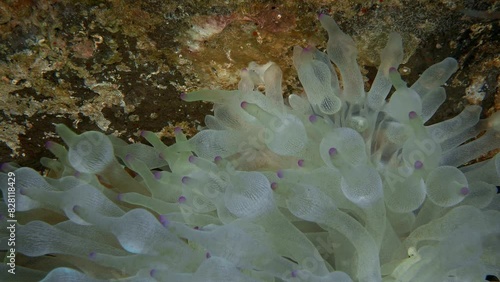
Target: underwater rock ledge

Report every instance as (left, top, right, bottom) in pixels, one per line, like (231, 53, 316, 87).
(1, 14, 499, 282)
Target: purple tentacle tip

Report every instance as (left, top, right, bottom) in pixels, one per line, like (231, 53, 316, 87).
(150, 269, 157, 277)
(117, 193, 123, 201)
(271, 182, 278, 191)
(179, 92, 187, 100)
(125, 153, 133, 162)
(19, 188, 26, 195)
(460, 187, 470, 196)
(240, 101, 248, 109)
(44, 141, 53, 149)
(277, 170, 284, 179)
(214, 156, 222, 163)
(409, 111, 418, 119)
(153, 171, 162, 180)
(298, 159, 305, 167)
(159, 215, 169, 227)
(291, 270, 298, 278)
(181, 176, 190, 184)
(72, 205, 80, 213)
(188, 155, 197, 163)
(178, 196, 186, 203)
(389, 67, 398, 73)
(88, 252, 96, 260)
(414, 160, 423, 169)
(174, 127, 182, 134)
(309, 115, 317, 123)
(140, 130, 146, 137)
(205, 252, 211, 259)
(329, 147, 337, 156)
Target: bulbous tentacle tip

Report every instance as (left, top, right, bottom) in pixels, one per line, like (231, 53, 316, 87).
(240, 101, 248, 109)
(271, 182, 278, 190)
(149, 269, 156, 277)
(55, 123, 78, 146)
(414, 160, 423, 169)
(88, 252, 96, 260)
(277, 169, 284, 178)
(388, 66, 407, 89)
(205, 252, 211, 259)
(72, 205, 81, 213)
(329, 147, 337, 156)
(214, 155, 222, 163)
(153, 171, 162, 180)
(309, 115, 317, 123)
(174, 127, 182, 134)
(460, 187, 470, 196)
(159, 214, 169, 227)
(408, 111, 418, 119)
(178, 196, 186, 203)
(125, 153, 134, 162)
(181, 176, 190, 185)
(303, 44, 313, 52)
(188, 155, 197, 163)
(116, 193, 123, 201)
(298, 159, 305, 167)
(44, 141, 53, 149)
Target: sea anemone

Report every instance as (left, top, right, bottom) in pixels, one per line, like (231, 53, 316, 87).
(1, 14, 499, 282)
